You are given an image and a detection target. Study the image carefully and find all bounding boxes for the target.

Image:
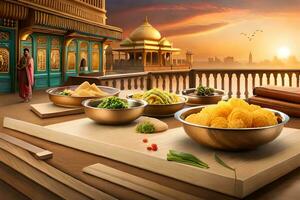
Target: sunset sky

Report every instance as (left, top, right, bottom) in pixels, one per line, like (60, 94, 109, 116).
(106, 0, 300, 63)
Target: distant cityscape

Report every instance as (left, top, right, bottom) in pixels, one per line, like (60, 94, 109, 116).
(194, 52, 300, 68)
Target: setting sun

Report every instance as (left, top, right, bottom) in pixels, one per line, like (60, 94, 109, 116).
(277, 47, 291, 59)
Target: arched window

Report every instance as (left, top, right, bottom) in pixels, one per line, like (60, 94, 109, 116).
(67, 40, 77, 71)
(50, 38, 61, 71)
(92, 43, 100, 71)
(37, 36, 47, 71)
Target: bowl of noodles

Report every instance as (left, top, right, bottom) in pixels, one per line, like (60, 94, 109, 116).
(128, 88, 187, 117)
(47, 81, 120, 107)
(175, 98, 289, 150)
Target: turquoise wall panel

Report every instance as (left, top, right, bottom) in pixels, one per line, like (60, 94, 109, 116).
(34, 74, 49, 89)
(0, 27, 15, 93)
(0, 77, 11, 93)
(49, 72, 62, 87)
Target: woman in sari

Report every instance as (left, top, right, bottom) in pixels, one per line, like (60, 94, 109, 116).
(17, 48, 34, 102)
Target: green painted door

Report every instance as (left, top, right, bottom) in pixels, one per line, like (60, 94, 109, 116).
(31, 34, 63, 89)
(0, 28, 15, 93)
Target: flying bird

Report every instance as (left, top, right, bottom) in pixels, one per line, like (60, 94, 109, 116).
(240, 29, 264, 42)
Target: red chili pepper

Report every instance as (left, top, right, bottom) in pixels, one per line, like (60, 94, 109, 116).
(151, 144, 158, 151)
(147, 146, 152, 151)
(142, 138, 148, 143)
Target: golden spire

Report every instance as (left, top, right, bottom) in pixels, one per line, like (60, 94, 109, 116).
(144, 16, 149, 24)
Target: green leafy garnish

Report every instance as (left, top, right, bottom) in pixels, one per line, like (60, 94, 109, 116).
(214, 153, 237, 184)
(59, 90, 72, 96)
(97, 96, 128, 109)
(167, 150, 209, 169)
(136, 122, 155, 133)
(196, 85, 215, 96)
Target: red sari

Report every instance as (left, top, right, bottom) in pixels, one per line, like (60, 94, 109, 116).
(18, 56, 34, 100)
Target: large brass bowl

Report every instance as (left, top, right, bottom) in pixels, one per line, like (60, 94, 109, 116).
(175, 106, 289, 150)
(182, 88, 225, 105)
(47, 85, 120, 108)
(82, 98, 147, 125)
(128, 95, 187, 117)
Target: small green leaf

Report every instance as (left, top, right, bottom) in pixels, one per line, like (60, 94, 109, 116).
(167, 150, 209, 169)
(214, 153, 235, 171)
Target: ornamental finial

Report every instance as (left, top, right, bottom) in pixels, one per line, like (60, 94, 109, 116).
(144, 16, 148, 23)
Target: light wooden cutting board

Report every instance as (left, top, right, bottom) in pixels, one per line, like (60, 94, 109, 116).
(30, 103, 84, 118)
(4, 117, 300, 198)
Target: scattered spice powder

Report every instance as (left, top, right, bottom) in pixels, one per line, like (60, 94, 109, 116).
(142, 138, 148, 143)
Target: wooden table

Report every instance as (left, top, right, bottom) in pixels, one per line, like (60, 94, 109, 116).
(1, 102, 300, 200)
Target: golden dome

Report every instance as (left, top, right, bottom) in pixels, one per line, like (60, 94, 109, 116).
(120, 38, 132, 46)
(129, 17, 161, 41)
(159, 37, 172, 46)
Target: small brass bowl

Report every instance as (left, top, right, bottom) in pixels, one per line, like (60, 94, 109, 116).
(182, 88, 225, 105)
(47, 85, 120, 108)
(82, 98, 147, 125)
(175, 106, 289, 150)
(128, 95, 187, 117)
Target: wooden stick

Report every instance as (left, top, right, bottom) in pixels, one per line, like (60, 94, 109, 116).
(0, 132, 53, 160)
(83, 163, 201, 200)
(0, 139, 116, 200)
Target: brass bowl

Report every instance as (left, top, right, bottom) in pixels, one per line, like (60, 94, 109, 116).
(182, 88, 225, 105)
(128, 95, 187, 117)
(175, 106, 289, 150)
(47, 85, 120, 108)
(82, 98, 147, 125)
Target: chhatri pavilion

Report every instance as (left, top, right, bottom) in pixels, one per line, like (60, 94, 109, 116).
(110, 17, 192, 72)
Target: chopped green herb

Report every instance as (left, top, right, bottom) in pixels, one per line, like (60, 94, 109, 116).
(136, 122, 155, 134)
(59, 90, 72, 96)
(196, 85, 215, 96)
(167, 150, 209, 169)
(97, 96, 128, 109)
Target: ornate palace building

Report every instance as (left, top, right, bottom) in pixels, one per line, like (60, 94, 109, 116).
(107, 17, 193, 73)
(0, 0, 122, 92)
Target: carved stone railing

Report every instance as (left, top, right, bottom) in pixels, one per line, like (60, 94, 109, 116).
(68, 69, 300, 99)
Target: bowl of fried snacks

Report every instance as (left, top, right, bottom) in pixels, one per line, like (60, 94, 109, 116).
(175, 98, 289, 150)
(47, 81, 120, 107)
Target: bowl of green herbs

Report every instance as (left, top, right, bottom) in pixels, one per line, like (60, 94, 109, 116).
(82, 96, 147, 125)
(182, 85, 225, 105)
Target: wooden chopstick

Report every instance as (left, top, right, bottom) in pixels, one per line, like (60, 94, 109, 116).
(0, 132, 53, 160)
(83, 163, 201, 200)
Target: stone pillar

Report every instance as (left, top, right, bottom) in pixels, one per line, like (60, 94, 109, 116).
(159, 51, 162, 66)
(142, 51, 147, 67)
(133, 52, 136, 66)
(150, 52, 153, 66)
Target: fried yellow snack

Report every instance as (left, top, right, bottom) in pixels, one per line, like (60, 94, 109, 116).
(75, 81, 90, 91)
(228, 98, 249, 109)
(210, 117, 228, 128)
(69, 81, 108, 97)
(185, 98, 278, 128)
(252, 109, 277, 127)
(185, 113, 211, 126)
(228, 119, 247, 128)
(228, 108, 253, 128)
(211, 101, 233, 118)
(200, 105, 217, 115)
(248, 104, 261, 112)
